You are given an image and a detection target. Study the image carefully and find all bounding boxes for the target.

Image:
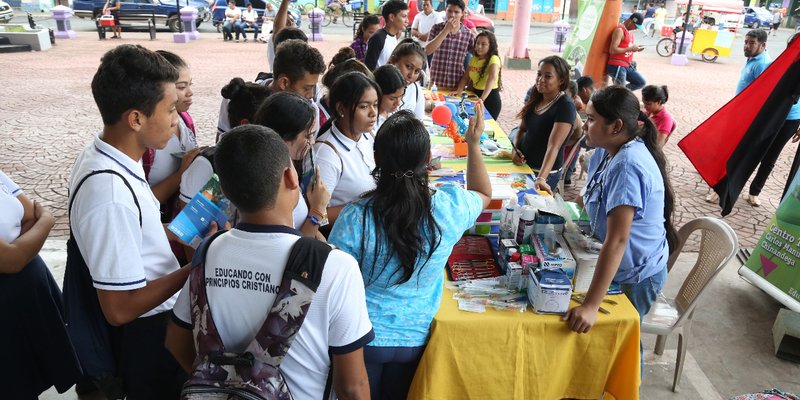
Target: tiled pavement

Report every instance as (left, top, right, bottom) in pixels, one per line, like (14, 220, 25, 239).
(0, 25, 794, 251)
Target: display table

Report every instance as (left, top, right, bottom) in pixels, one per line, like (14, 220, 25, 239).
(427, 96, 532, 174)
(407, 280, 642, 400)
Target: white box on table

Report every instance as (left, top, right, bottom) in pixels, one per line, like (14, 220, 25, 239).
(563, 234, 599, 293)
(530, 234, 576, 278)
(528, 268, 572, 315)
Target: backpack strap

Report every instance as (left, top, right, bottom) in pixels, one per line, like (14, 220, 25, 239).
(317, 140, 344, 179)
(179, 111, 196, 137)
(69, 169, 141, 226)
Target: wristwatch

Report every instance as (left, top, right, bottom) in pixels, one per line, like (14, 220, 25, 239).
(308, 209, 329, 227)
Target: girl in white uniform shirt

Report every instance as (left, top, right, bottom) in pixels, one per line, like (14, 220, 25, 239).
(0, 170, 81, 397)
(390, 39, 427, 120)
(314, 71, 380, 225)
(146, 51, 200, 206)
(253, 92, 332, 240)
(373, 64, 406, 132)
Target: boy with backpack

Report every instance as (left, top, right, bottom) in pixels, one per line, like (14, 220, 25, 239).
(165, 125, 373, 400)
(66, 44, 197, 399)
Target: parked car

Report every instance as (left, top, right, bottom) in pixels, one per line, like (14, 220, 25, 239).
(72, 0, 211, 32)
(743, 6, 772, 29)
(210, 0, 300, 32)
(0, 0, 14, 23)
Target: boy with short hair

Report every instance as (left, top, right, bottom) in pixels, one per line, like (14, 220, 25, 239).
(425, 0, 475, 90)
(216, 39, 325, 136)
(67, 44, 191, 399)
(365, 0, 409, 70)
(166, 125, 373, 400)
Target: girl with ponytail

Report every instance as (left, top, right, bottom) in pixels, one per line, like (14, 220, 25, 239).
(328, 106, 492, 398)
(565, 86, 678, 338)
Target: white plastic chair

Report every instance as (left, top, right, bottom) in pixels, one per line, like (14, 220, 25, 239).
(641, 217, 738, 392)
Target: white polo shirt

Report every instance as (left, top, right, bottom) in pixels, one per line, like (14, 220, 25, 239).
(69, 135, 180, 316)
(148, 117, 197, 186)
(172, 225, 374, 400)
(411, 10, 443, 47)
(400, 81, 426, 120)
(0, 170, 24, 244)
(314, 124, 377, 207)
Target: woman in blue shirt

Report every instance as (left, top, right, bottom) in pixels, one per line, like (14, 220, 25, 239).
(565, 86, 678, 333)
(329, 105, 491, 399)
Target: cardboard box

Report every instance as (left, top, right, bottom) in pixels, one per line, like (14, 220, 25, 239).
(563, 234, 599, 293)
(531, 234, 576, 278)
(506, 262, 524, 290)
(528, 268, 572, 315)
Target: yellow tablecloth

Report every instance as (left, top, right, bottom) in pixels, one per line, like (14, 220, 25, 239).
(407, 281, 641, 400)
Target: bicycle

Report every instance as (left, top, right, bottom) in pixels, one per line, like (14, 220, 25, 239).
(321, 1, 356, 27)
(656, 34, 719, 62)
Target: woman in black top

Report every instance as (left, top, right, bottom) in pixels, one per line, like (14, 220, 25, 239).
(513, 56, 576, 194)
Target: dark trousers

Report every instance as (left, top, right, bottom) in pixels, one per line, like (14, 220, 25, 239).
(474, 88, 502, 120)
(121, 312, 187, 399)
(750, 119, 800, 196)
(364, 345, 425, 400)
(784, 136, 800, 198)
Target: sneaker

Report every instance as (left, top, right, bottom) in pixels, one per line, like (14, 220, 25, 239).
(235, 38, 240, 42)
(705, 191, 719, 203)
(243, 38, 248, 42)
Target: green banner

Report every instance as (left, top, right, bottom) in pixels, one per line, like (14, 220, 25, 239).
(563, 0, 607, 75)
(745, 173, 800, 303)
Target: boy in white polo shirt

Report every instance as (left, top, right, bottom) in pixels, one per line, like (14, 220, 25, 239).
(67, 44, 197, 399)
(165, 125, 373, 399)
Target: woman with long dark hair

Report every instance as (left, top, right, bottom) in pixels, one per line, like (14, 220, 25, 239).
(328, 106, 492, 399)
(514, 56, 576, 194)
(253, 92, 331, 240)
(565, 86, 678, 335)
(314, 71, 380, 226)
(457, 30, 503, 119)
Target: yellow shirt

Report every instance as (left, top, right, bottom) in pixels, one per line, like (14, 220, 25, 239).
(467, 55, 501, 91)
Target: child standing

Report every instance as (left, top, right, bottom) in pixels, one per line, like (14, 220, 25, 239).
(641, 85, 675, 148)
(458, 31, 502, 119)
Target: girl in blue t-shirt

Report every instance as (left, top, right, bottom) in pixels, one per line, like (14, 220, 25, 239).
(566, 86, 679, 333)
(329, 106, 492, 399)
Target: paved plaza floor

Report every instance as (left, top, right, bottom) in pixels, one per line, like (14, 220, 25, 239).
(2, 16, 799, 399)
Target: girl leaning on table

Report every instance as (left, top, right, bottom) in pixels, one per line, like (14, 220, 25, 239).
(564, 86, 679, 333)
(456, 30, 503, 120)
(373, 64, 407, 132)
(328, 104, 491, 399)
(513, 55, 577, 194)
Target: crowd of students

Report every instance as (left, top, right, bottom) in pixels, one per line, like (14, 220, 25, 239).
(5, 3, 684, 397)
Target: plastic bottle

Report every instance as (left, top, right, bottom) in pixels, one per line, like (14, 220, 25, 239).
(430, 81, 438, 100)
(543, 223, 557, 256)
(516, 206, 537, 244)
(500, 197, 518, 239)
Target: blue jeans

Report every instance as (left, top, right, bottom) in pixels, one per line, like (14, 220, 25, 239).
(620, 265, 668, 377)
(222, 20, 240, 40)
(606, 64, 646, 91)
(239, 21, 259, 39)
(364, 345, 426, 400)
